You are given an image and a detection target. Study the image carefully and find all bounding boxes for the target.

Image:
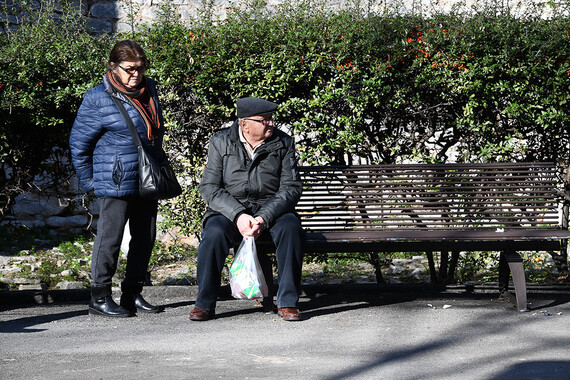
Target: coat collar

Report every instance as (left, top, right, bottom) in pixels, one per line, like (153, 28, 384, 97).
(103, 74, 158, 103)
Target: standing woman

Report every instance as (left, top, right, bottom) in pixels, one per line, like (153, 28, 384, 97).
(70, 40, 163, 317)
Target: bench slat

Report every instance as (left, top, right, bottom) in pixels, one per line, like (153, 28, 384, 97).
(305, 229, 570, 243)
(296, 162, 566, 234)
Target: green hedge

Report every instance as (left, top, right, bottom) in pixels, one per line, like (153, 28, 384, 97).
(2, 0, 570, 244)
(141, 1, 570, 244)
(0, 0, 113, 215)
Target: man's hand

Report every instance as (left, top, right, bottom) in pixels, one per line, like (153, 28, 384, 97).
(237, 214, 265, 239)
(252, 216, 266, 239)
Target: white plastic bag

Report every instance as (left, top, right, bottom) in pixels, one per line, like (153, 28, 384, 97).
(229, 236, 269, 300)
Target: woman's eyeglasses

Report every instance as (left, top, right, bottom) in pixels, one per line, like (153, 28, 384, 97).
(119, 65, 146, 75)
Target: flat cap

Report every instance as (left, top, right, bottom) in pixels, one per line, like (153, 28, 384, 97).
(236, 97, 278, 118)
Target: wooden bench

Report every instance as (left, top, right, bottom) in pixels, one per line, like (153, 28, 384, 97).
(292, 162, 570, 311)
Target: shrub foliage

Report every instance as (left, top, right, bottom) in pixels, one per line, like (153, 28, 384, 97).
(1, 0, 569, 273)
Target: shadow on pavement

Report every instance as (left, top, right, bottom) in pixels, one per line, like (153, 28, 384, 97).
(489, 360, 570, 379)
(1, 282, 568, 325)
(0, 309, 88, 333)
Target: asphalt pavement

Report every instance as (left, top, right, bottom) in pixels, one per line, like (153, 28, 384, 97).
(1, 283, 569, 380)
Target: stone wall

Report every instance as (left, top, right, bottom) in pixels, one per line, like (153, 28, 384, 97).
(85, 0, 426, 34)
(9, 190, 97, 232)
(84, 0, 225, 33)
(3, 150, 99, 233)
(2, 0, 550, 36)
(83, 0, 552, 34)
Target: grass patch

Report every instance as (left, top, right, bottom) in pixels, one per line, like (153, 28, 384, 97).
(0, 224, 566, 289)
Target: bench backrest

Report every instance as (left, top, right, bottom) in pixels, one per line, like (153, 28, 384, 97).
(297, 162, 562, 232)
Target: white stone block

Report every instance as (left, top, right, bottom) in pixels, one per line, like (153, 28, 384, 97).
(45, 215, 89, 228)
(12, 193, 67, 217)
(55, 281, 85, 290)
(19, 220, 47, 228)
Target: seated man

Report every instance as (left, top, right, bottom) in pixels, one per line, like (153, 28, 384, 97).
(190, 97, 305, 322)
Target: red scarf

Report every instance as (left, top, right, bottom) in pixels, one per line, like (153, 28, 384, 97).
(107, 71, 160, 140)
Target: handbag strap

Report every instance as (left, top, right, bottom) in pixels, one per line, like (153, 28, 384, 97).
(111, 95, 143, 148)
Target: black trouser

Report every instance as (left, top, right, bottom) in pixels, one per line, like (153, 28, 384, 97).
(195, 213, 305, 310)
(90, 196, 158, 299)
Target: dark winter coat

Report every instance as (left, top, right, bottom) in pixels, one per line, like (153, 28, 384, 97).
(69, 75, 164, 198)
(199, 120, 302, 227)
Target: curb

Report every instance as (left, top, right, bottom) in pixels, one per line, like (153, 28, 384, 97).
(0, 285, 198, 307)
(2, 283, 569, 307)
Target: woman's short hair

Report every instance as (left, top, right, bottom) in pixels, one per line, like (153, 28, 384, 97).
(108, 40, 147, 70)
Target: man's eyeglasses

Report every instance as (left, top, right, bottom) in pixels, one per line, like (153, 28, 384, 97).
(244, 117, 273, 125)
(119, 65, 146, 75)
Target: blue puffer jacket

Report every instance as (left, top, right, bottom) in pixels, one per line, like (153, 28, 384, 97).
(69, 75, 164, 198)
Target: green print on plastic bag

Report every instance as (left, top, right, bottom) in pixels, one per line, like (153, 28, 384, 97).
(229, 236, 268, 300)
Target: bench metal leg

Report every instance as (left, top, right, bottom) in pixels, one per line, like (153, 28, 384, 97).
(499, 251, 528, 312)
(426, 250, 438, 283)
(439, 251, 449, 282)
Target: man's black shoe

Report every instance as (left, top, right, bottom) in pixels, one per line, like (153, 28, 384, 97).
(120, 293, 160, 314)
(89, 296, 131, 318)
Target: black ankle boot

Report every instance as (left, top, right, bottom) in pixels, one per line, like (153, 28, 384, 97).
(89, 296, 132, 318)
(120, 293, 160, 314)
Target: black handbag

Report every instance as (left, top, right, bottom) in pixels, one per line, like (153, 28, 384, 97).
(112, 96, 182, 200)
